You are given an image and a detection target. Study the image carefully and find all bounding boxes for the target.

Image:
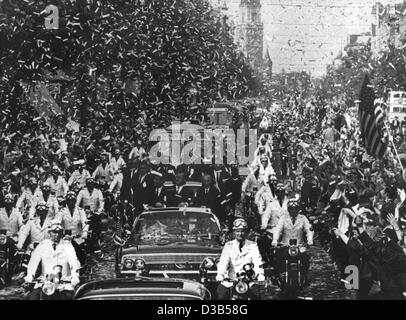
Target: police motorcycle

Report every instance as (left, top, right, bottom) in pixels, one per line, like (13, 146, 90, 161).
(84, 206, 104, 254)
(25, 265, 74, 300)
(199, 259, 259, 300)
(243, 187, 260, 231)
(0, 230, 20, 287)
(96, 178, 115, 217)
(272, 239, 310, 299)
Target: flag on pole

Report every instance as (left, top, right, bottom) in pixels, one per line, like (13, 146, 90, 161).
(358, 75, 388, 158)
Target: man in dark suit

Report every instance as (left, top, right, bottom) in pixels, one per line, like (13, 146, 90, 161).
(195, 174, 224, 223)
(131, 160, 154, 213)
(147, 170, 169, 207)
(167, 171, 194, 207)
(120, 157, 139, 203)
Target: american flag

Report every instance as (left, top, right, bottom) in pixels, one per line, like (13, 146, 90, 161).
(358, 75, 388, 159)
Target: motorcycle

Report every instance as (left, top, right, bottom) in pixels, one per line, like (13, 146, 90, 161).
(200, 259, 260, 300)
(251, 230, 274, 270)
(273, 239, 310, 299)
(26, 265, 74, 300)
(244, 189, 260, 230)
(0, 230, 11, 287)
(224, 263, 259, 300)
(97, 181, 115, 216)
(0, 230, 23, 287)
(85, 207, 104, 254)
(63, 230, 88, 272)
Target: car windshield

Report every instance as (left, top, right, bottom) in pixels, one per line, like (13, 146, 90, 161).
(133, 211, 221, 246)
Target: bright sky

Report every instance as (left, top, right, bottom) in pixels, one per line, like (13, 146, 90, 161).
(223, 0, 397, 77)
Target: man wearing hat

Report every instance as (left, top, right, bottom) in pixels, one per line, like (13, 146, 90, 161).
(255, 174, 278, 228)
(16, 177, 42, 216)
(17, 201, 54, 251)
(0, 193, 23, 237)
(24, 220, 81, 300)
(45, 165, 68, 198)
(56, 191, 88, 265)
(272, 199, 313, 283)
(29, 182, 59, 219)
(68, 159, 91, 189)
(216, 218, 265, 300)
(76, 178, 104, 252)
(259, 182, 290, 237)
(92, 152, 114, 187)
(110, 148, 126, 173)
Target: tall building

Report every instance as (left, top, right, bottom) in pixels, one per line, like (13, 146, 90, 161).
(371, 1, 406, 56)
(234, 0, 264, 72)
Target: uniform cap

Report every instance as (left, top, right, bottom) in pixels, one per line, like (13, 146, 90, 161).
(233, 218, 248, 230)
(49, 220, 64, 232)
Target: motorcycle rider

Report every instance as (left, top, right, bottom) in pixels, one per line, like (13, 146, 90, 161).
(17, 201, 54, 251)
(216, 218, 265, 300)
(23, 220, 80, 300)
(29, 182, 59, 219)
(255, 174, 277, 231)
(45, 165, 68, 198)
(16, 177, 42, 219)
(92, 152, 114, 189)
(0, 193, 23, 237)
(68, 160, 91, 189)
(56, 191, 89, 266)
(76, 178, 104, 253)
(272, 198, 313, 283)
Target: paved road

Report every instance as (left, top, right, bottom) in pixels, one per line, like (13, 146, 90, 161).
(0, 224, 354, 300)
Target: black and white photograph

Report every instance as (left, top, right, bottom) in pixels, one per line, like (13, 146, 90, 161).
(0, 0, 405, 305)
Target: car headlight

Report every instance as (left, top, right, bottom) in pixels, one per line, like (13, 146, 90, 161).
(42, 283, 56, 296)
(235, 281, 249, 294)
(243, 263, 253, 272)
(134, 258, 145, 270)
(124, 259, 134, 269)
(201, 257, 215, 270)
(288, 247, 299, 257)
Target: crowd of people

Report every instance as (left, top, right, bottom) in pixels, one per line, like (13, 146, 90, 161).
(0, 90, 406, 300)
(254, 96, 406, 299)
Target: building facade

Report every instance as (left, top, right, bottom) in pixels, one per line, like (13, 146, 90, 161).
(234, 0, 264, 72)
(371, 1, 406, 56)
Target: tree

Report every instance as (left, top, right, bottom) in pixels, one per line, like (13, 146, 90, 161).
(0, 0, 259, 130)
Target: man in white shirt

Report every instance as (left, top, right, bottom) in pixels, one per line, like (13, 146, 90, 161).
(216, 218, 265, 300)
(24, 220, 80, 300)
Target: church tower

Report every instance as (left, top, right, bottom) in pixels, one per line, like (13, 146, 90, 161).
(235, 0, 264, 72)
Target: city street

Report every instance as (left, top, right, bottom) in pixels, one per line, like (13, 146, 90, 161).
(0, 225, 354, 300)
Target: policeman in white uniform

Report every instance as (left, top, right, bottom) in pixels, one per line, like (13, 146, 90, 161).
(24, 220, 80, 300)
(45, 166, 68, 198)
(56, 191, 89, 265)
(17, 201, 54, 251)
(0, 193, 23, 237)
(216, 218, 265, 300)
(272, 199, 313, 283)
(76, 178, 104, 253)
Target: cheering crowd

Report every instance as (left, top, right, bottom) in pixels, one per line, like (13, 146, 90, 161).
(0, 90, 406, 299)
(256, 96, 406, 300)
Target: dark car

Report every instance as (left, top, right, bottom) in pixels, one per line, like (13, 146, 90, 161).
(115, 207, 222, 280)
(74, 277, 211, 300)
